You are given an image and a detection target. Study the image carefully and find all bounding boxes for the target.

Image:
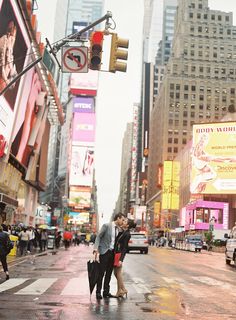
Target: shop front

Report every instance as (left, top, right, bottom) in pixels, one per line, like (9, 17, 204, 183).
(181, 200, 229, 232)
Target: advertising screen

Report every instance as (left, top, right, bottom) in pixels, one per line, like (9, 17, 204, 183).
(69, 186, 91, 209)
(73, 97, 94, 113)
(72, 112, 96, 145)
(69, 69, 98, 96)
(191, 122, 236, 194)
(162, 161, 180, 210)
(69, 146, 94, 186)
(68, 211, 89, 225)
(0, 0, 30, 156)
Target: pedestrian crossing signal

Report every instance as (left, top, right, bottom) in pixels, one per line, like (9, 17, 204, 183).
(89, 31, 104, 70)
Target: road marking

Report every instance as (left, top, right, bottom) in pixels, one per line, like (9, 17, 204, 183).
(132, 277, 151, 293)
(162, 277, 206, 298)
(0, 278, 29, 293)
(15, 278, 57, 295)
(192, 276, 236, 296)
(61, 276, 89, 295)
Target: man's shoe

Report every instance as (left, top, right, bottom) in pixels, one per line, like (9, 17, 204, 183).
(96, 293, 103, 300)
(103, 293, 115, 298)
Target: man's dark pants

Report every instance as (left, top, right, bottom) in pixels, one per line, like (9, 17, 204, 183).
(96, 250, 114, 295)
(0, 254, 8, 272)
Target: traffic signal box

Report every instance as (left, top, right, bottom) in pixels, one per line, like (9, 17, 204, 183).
(109, 33, 129, 73)
(89, 31, 104, 70)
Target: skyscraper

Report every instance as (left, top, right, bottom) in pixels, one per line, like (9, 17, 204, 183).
(147, 0, 236, 216)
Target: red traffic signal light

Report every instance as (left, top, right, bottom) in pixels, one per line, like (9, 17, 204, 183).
(89, 31, 104, 70)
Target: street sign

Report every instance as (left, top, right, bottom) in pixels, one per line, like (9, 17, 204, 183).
(62, 46, 88, 73)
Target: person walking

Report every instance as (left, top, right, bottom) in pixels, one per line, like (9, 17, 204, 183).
(18, 227, 30, 256)
(114, 218, 136, 298)
(93, 213, 125, 300)
(40, 229, 48, 251)
(0, 225, 10, 280)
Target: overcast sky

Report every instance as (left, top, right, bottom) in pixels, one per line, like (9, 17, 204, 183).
(37, 0, 236, 224)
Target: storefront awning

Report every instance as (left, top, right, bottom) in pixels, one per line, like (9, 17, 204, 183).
(0, 193, 18, 207)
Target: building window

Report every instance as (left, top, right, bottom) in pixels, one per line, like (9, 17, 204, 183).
(168, 147, 172, 153)
(184, 85, 188, 91)
(184, 94, 188, 100)
(204, 14, 208, 19)
(211, 15, 215, 20)
(197, 13, 201, 19)
(169, 119, 173, 125)
(183, 120, 187, 126)
(189, 12, 193, 19)
(174, 147, 178, 153)
(168, 138, 172, 143)
(191, 85, 196, 91)
(183, 111, 188, 117)
(191, 112, 195, 117)
(174, 138, 178, 144)
(176, 84, 180, 90)
(170, 83, 174, 90)
(226, 16, 230, 22)
(199, 104, 204, 110)
(182, 138, 187, 144)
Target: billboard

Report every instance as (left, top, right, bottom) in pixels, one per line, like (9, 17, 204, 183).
(73, 97, 94, 113)
(153, 201, 161, 228)
(69, 186, 91, 209)
(69, 70, 98, 96)
(68, 211, 90, 225)
(191, 122, 236, 194)
(72, 112, 96, 145)
(69, 146, 94, 186)
(162, 161, 180, 210)
(0, 0, 30, 156)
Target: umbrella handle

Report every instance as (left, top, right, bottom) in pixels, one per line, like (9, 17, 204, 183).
(94, 252, 98, 261)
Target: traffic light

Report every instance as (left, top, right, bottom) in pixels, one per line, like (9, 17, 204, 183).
(89, 31, 104, 70)
(109, 33, 129, 73)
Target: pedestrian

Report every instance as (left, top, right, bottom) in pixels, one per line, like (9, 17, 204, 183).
(63, 230, 72, 250)
(27, 226, 35, 253)
(40, 229, 48, 251)
(18, 227, 30, 256)
(113, 218, 136, 298)
(55, 231, 62, 249)
(0, 225, 11, 280)
(93, 212, 125, 300)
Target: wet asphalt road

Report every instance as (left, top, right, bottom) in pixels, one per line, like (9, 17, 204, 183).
(0, 245, 235, 320)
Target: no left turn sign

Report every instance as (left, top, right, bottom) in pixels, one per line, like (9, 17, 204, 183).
(62, 46, 88, 73)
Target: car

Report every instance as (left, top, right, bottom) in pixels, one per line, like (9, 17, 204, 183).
(185, 235, 203, 252)
(225, 238, 236, 265)
(127, 232, 149, 254)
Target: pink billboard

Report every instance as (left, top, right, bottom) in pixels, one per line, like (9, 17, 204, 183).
(69, 70, 98, 97)
(69, 146, 94, 187)
(72, 112, 96, 145)
(0, 0, 30, 157)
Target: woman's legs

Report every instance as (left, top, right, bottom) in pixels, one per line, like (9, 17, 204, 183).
(114, 266, 126, 295)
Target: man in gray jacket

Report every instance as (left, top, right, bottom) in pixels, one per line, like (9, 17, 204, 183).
(93, 212, 125, 299)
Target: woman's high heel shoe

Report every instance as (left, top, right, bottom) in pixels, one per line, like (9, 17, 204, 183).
(116, 289, 128, 298)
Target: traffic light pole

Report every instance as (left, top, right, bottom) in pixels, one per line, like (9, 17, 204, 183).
(0, 11, 113, 96)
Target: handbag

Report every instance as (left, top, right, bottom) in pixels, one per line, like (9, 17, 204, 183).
(114, 252, 121, 267)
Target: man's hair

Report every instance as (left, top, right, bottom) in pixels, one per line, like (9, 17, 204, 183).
(113, 212, 125, 221)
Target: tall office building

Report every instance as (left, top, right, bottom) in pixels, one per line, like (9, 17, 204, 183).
(154, 0, 177, 97)
(147, 0, 236, 212)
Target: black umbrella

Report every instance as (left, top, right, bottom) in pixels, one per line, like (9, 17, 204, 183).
(87, 260, 100, 295)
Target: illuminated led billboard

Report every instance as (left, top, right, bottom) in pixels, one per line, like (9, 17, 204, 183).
(191, 122, 236, 194)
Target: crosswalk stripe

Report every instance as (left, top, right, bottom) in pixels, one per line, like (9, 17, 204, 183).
(192, 276, 236, 297)
(15, 278, 57, 295)
(132, 277, 151, 293)
(0, 278, 29, 293)
(61, 277, 89, 296)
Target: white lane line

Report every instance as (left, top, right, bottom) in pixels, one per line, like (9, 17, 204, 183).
(192, 276, 236, 297)
(61, 277, 89, 296)
(162, 277, 206, 298)
(15, 278, 57, 295)
(132, 277, 151, 293)
(0, 278, 29, 293)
